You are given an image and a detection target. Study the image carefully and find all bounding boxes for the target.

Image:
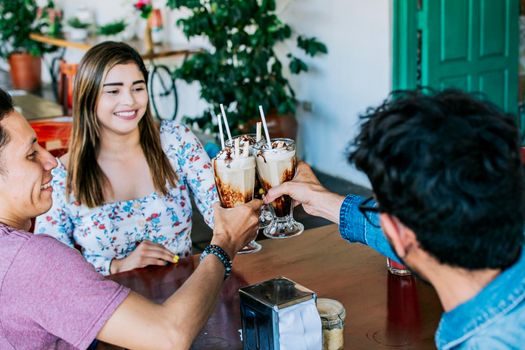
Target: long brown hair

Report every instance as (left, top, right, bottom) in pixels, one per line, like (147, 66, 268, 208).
(67, 41, 177, 207)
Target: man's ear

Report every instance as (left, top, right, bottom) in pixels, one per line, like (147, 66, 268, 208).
(380, 213, 416, 258)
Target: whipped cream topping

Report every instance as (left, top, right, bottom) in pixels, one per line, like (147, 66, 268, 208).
(215, 155, 255, 170)
(226, 134, 266, 148)
(256, 140, 295, 160)
(258, 140, 294, 151)
(215, 147, 234, 161)
(214, 144, 255, 169)
(237, 135, 257, 146)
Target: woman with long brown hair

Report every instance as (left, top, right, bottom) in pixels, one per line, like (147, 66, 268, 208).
(35, 41, 217, 275)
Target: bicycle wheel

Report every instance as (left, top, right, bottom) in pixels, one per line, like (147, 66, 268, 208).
(148, 64, 178, 120)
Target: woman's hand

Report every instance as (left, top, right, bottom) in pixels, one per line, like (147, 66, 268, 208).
(110, 240, 176, 274)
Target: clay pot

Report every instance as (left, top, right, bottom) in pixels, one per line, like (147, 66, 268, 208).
(8, 52, 42, 91)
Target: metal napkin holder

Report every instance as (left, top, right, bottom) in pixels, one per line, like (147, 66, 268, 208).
(239, 276, 317, 350)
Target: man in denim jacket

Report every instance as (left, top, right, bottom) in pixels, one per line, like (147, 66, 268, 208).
(265, 90, 525, 349)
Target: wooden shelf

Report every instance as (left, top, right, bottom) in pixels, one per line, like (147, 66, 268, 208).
(29, 33, 202, 60)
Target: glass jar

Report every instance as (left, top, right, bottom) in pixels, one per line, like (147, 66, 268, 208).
(317, 298, 346, 350)
(387, 257, 412, 276)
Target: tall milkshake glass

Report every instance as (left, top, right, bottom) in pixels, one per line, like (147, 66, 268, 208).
(226, 134, 273, 228)
(213, 146, 262, 254)
(254, 138, 304, 239)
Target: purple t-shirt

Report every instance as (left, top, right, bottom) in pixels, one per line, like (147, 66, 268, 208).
(0, 225, 130, 349)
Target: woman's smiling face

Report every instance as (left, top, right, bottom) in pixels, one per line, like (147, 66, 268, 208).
(96, 63, 149, 136)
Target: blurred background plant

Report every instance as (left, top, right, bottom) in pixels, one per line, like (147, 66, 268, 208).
(134, 0, 153, 19)
(67, 17, 90, 29)
(0, 0, 60, 59)
(0, 0, 62, 90)
(97, 20, 127, 37)
(35, 0, 63, 38)
(167, 0, 327, 134)
(67, 16, 91, 41)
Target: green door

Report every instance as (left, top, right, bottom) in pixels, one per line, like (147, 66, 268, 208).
(394, 0, 519, 114)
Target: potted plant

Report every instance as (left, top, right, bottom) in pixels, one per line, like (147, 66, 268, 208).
(67, 17, 90, 41)
(96, 20, 128, 41)
(167, 0, 327, 138)
(0, 0, 60, 91)
(35, 2, 63, 38)
(133, 0, 154, 53)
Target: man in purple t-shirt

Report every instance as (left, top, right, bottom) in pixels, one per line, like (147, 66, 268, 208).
(0, 227, 129, 349)
(0, 88, 261, 349)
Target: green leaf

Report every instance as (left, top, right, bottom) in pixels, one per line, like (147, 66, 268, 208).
(289, 57, 308, 74)
(97, 20, 127, 36)
(67, 17, 90, 29)
(297, 36, 328, 56)
(260, 0, 276, 12)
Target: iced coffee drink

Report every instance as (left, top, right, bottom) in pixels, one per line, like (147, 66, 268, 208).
(254, 138, 304, 238)
(214, 151, 255, 207)
(213, 143, 262, 254)
(226, 134, 273, 228)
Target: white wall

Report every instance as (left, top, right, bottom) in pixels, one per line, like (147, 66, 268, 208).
(53, 0, 392, 188)
(279, 0, 392, 187)
(55, 0, 193, 44)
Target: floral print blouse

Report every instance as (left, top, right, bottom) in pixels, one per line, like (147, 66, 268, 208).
(35, 122, 218, 275)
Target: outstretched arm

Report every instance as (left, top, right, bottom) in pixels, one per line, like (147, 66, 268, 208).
(97, 200, 262, 350)
(264, 162, 399, 262)
(264, 162, 345, 224)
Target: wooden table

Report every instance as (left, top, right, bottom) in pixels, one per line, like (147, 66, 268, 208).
(12, 93, 63, 120)
(104, 224, 443, 349)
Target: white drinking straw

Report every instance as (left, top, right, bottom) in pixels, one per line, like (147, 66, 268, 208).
(219, 104, 233, 143)
(256, 122, 262, 142)
(242, 142, 250, 157)
(258, 105, 272, 149)
(212, 110, 225, 150)
(234, 137, 240, 158)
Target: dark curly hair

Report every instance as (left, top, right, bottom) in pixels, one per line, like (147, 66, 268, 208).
(350, 89, 525, 269)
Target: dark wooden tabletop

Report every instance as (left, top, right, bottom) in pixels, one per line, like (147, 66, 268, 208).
(103, 224, 442, 349)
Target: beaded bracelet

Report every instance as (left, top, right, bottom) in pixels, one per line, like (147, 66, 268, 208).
(200, 244, 232, 280)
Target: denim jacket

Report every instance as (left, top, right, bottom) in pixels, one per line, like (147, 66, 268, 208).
(339, 194, 525, 350)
